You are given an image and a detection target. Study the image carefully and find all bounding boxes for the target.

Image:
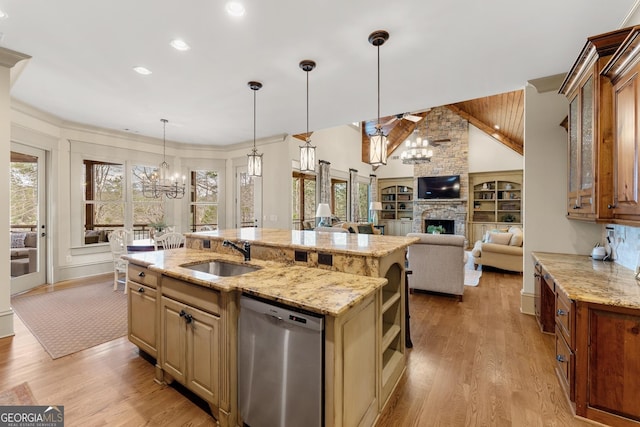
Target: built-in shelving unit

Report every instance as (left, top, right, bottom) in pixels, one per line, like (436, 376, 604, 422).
(378, 178, 414, 236)
(468, 170, 522, 243)
(380, 263, 404, 403)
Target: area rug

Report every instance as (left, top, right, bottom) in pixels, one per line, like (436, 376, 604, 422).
(0, 382, 37, 405)
(11, 280, 127, 359)
(464, 251, 482, 286)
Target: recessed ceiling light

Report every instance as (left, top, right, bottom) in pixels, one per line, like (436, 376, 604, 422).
(0, 9, 8, 19)
(133, 66, 152, 75)
(494, 124, 500, 130)
(170, 39, 191, 51)
(226, 1, 245, 17)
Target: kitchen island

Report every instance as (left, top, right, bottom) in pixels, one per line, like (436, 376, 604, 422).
(125, 228, 418, 427)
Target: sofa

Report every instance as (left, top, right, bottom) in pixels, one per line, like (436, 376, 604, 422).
(406, 233, 466, 301)
(10, 231, 38, 277)
(332, 222, 382, 235)
(470, 226, 523, 273)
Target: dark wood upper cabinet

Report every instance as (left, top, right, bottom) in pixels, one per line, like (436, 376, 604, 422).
(559, 27, 632, 221)
(602, 27, 640, 223)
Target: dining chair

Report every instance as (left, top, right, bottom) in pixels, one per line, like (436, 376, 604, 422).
(154, 232, 185, 250)
(109, 229, 132, 293)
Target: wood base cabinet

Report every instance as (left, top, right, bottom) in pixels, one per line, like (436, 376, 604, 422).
(576, 303, 640, 426)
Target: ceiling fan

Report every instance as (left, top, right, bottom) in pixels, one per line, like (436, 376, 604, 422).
(383, 112, 424, 126)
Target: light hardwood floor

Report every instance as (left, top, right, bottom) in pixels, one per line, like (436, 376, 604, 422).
(1, 270, 594, 427)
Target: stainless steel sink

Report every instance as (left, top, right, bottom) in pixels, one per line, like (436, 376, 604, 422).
(183, 260, 260, 276)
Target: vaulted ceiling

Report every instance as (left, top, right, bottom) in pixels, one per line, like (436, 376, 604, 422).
(0, 0, 633, 146)
(361, 89, 524, 162)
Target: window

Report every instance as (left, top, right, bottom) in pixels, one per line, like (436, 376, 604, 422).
(83, 160, 125, 244)
(358, 182, 370, 222)
(132, 165, 165, 238)
(331, 179, 347, 222)
(239, 171, 255, 227)
(292, 172, 316, 229)
(10, 152, 38, 232)
(190, 170, 219, 231)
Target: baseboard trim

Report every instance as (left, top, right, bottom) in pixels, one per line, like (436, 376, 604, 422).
(0, 308, 15, 338)
(520, 290, 535, 316)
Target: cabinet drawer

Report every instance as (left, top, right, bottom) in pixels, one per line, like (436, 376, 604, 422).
(556, 288, 574, 348)
(555, 325, 575, 402)
(128, 264, 159, 289)
(162, 276, 220, 315)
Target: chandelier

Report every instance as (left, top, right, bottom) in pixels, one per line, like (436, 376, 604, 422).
(400, 130, 433, 164)
(299, 60, 316, 173)
(368, 30, 390, 166)
(142, 119, 186, 199)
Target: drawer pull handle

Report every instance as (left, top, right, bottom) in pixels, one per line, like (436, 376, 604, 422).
(557, 309, 567, 316)
(179, 309, 193, 324)
(556, 354, 566, 363)
(137, 287, 144, 293)
(138, 271, 145, 278)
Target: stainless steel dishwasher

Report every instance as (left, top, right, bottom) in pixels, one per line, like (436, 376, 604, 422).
(238, 294, 324, 427)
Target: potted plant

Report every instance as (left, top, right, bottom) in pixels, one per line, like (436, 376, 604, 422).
(502, 214, 516, 223)
(427, 225, 445, 234)
(148, 220, 168, 239)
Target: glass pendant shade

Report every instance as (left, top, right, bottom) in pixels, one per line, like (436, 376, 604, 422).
(300, 140, 316, 173)
(369, 128, 388, 166)
(247, 149, 263, 177)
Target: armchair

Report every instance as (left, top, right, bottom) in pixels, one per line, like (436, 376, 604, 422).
(406, 233, 466, 301)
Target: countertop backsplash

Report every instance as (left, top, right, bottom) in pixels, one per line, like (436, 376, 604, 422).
(606, 224, 640, 271)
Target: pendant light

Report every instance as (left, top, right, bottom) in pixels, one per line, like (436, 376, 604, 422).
(299, 59, 316, 173)
(247, 81, 263, 177)
(368, 30, 390, 166)
(142, 118, 186, 199)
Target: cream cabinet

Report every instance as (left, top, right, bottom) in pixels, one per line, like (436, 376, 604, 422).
(160, 277, 221, 407)
(560, 27, 631, 221)
(127, 264, 159, 358)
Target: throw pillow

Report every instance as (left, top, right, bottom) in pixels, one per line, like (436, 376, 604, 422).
(11, 232, 26, 248)
(487, 231, 513, 245)
(508, 228, 523, 246)
(357, 224, 374, 234)
(348, 226, 356, 233)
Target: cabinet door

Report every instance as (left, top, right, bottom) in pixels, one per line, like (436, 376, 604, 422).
(567, 76, 596, 216)
(612, 70, 640, 218)
(161, 296, 187, 383)
(186, 305, 220, 405)
(128, 283, 157, 357)
(588, 308, 640, 420)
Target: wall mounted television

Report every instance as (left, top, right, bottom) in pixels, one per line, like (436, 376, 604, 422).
(417, 175, 461, 199)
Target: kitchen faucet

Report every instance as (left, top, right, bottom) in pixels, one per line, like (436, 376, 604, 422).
(223, 240, 251, 261)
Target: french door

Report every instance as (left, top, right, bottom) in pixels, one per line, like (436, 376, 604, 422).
(235, 165, 262, 228)
(10, 143, 47, 293)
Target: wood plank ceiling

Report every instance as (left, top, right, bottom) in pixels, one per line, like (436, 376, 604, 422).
(360, 89, 524, 163)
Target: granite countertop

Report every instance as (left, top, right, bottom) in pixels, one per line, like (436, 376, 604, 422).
(124, 248, 388, 316)
(184, 228, 419, 257)
(532, 252, 640, 309)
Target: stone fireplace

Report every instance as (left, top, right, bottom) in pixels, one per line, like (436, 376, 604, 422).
(410, 106, 469, 237)
(425, 218, 455, 234)
(415, 200, 467, 236)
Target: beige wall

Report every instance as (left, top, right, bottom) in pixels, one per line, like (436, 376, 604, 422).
(522, 83, 602, 313)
